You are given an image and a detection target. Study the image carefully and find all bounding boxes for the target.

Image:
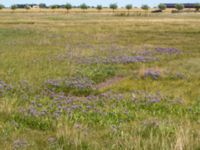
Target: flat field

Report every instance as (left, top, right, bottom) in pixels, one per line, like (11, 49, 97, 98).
(0, 12, 200, 150)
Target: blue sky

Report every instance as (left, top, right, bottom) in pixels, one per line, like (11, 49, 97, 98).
(1, 0, 199, 7)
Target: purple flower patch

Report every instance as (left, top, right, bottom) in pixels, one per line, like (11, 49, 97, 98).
(76, 55, 156, 65)
(155, 47, 181, 55)
(44, 77, 95, 96)
(144, 69, 161, 80)
(0, 80, 12, 96)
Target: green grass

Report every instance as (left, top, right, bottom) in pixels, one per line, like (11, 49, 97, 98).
(0, 12, 200, 149)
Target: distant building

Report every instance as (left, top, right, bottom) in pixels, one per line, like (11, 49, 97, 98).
(15, 4, 39, 9)
(164, 3, 197, 8)
(32, 5, 39, 9)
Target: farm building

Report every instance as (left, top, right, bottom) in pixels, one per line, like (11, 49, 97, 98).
(31, 5, 39, 9)
(15, 4, 39, 9)
(164, 3, 197, 8)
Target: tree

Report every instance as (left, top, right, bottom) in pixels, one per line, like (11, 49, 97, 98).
(80, 3, 88, 12)
(39, 3, 47, 8)
(0, 4, 5, 10)
(158, 3, 166, 11)
(97, 5, 102, 12)
(175, 4, 184, 11)
(64, 3, 72, 13)
(126, 4, 132, 14)
(141, 4, 149, 11)
(110, 3, 118, 12)
(194, 3, 200, 11)
(50, 5, 59, 9)
(11, 5, 17, 10)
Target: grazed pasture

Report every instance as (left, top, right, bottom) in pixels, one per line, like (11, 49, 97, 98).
(0, 13, 200, 150)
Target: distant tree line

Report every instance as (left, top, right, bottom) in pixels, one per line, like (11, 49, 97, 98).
(0, 3, 199, 12)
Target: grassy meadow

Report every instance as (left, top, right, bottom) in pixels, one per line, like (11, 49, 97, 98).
(0, 12, 200, 149)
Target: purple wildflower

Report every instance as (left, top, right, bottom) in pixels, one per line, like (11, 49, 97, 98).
(155, 47, 181, 55)
(13, 139, 28, 150)
(144, 69, 161, 80)
(0, 80, 12, 95)
(148, 98, 161, 104)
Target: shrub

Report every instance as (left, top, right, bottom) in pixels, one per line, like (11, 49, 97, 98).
(158, 3, 166, 11)
(110, 3, 118, 12)
(194, 3, 200, 11)
(175, 4, 184, 11)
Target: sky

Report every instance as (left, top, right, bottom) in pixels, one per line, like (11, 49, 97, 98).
(0, 0, 200, 7)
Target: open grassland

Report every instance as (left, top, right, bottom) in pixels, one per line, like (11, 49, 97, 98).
(0, 13, 200, 150)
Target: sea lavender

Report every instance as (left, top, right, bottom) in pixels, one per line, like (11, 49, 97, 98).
(155, 47, 181, 55)
(144, 69, 161, 80)
(13, 139, 28, 150)
(76, 55, 155, 65)
(148, 98, 161, 104)
(44, 77, 95, 97)
(64, 77, 94, 90)
(48, 137, 57, 144)
(0, 80, 12, 95)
